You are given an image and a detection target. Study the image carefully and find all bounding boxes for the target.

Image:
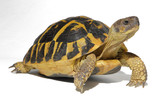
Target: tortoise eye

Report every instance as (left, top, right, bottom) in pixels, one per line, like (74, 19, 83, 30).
(123, 20, 129, 25)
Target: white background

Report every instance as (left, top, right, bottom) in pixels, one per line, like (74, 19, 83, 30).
(0, 0, 159, 107)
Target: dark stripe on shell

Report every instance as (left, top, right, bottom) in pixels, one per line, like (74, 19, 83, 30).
(33, 31, 45, 44)
(39, 21, 68, 43)
(83, 20, 93, 31)
(88, 21, 109, 42)
(37, 43, 45, 63)
(24, 46, 33, 63)
(67, 42, 79, 59)
(82, 37, 95, 55)
(45, 41, 55, 61)
(56, 23, 87, 42)
(34, 21, 68, 44)
(93, 21, 109, 33)
(31, 44, 38, 63)
(101, 24, 109, 34)
(53, 42, 67, 61)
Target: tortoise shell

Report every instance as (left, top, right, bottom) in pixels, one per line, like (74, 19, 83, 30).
(23, 16, 109, 64)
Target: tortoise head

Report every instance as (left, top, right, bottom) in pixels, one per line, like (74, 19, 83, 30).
(109, 16, 139, 44)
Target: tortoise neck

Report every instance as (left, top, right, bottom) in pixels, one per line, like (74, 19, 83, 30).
(97, 33, 124, 60)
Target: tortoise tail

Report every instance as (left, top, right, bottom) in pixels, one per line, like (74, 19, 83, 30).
(9, 62, 32, 73)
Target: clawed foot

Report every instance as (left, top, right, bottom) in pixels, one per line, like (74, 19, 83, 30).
(74, 54, 96, 93)
(74, 73, 86, 93)
(9, 64, 21, 73)
(9, 62, 30, 73)
(127, 79, 146, 88)
(75, 82, 84, 93)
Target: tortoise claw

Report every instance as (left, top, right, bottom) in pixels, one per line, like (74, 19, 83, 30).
(9, 64, 20, 73)
(142, 82, 145, 88)
(11, 68, 17, 73)
(9, 64, 15, 68)
(127, 79, 146, 88)
(74, 76, 85, 93)
(135, 82, 140, 88)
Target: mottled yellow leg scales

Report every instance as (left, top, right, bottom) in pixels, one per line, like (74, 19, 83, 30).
(74, 54, 96, 93)
(119, 52, 147, 87)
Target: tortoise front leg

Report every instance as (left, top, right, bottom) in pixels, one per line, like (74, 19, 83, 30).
(118, 52, 147, 87)
(74, 54, 96, 93)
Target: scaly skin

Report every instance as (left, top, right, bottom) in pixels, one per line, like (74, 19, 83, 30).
(74, 54, 96, 93)
(118, 52, 147, 87)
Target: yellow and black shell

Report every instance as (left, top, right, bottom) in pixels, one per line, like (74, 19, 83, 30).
(23, 16, 109, 64)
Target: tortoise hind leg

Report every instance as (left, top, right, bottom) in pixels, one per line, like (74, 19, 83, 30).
(74, 54, 96, 93)
(9, 62, 32, 73)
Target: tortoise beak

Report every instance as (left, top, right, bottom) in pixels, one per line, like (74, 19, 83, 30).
(130, 16, 140, 26)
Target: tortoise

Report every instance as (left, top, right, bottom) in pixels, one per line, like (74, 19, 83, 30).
(10, 16, 147, 92)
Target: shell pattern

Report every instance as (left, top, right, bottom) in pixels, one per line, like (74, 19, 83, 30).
(23, 16, 109, 64)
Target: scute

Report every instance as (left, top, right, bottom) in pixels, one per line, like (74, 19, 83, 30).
(24, 16, 109, 64)
(45, 41, 55, 61)
(53, 42, 67, 61)
(33, 20, 68, 44)
(81, 37, 95, 55)
(37, 43, 45, 63)
(30, 44, 37, 63)
(56, 23, 88, 42)
(88, 21, 109, 42)
(67, 42, 79, 59)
